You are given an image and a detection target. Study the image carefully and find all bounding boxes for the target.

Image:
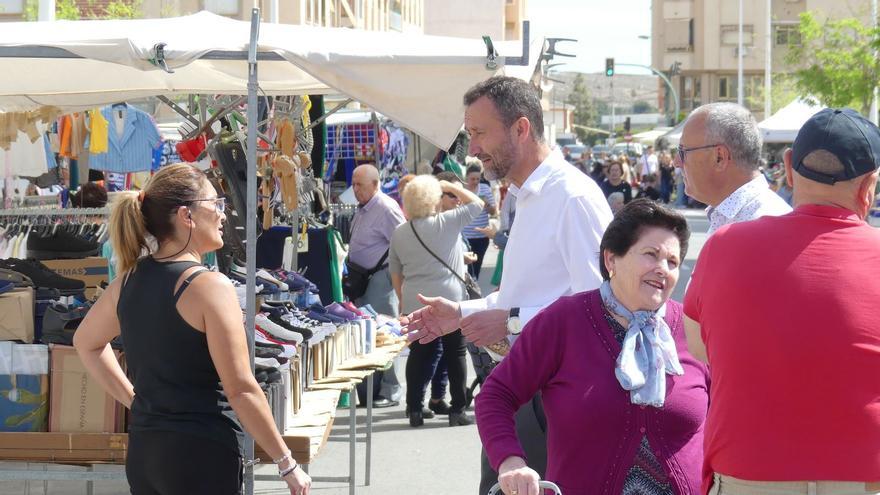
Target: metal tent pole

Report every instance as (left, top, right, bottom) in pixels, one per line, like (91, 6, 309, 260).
(244, 7, 261, 495)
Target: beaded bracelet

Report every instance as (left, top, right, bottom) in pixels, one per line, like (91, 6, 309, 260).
(273, 451, 292, 465)
(279, 463, 298, 478)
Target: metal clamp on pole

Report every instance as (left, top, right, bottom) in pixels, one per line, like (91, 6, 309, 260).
(482, 35, 498, 70)
(149, 43, 174, 73)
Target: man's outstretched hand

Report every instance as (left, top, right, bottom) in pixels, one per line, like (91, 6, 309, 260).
(400, 294, 461, 344)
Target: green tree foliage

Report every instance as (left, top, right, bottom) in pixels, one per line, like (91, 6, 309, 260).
(24, 0, 141, 20)
(786, 11, 879, 114)
(566, 74, 598, 143)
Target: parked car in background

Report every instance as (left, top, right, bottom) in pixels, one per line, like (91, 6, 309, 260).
(611, 142, 644, 159)
(563, 144, 588, 162)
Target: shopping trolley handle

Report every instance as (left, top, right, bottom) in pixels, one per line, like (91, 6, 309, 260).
(487, 480, 562, 495)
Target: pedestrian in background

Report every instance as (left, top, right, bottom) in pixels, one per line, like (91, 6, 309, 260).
(685, 108, 880, 495)
(461, 161, 497, 280)
(478, 199, 707, 495)
(390, 175, 484, 427)
(349, 163, 406, 408)
(600, 161, 633, 204)
(659, 151, 674, 204)
(674, 102, 791, 235)
(74, 164, 311, 495)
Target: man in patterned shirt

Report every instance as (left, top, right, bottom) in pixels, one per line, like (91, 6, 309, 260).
(675, 102, 791, 235)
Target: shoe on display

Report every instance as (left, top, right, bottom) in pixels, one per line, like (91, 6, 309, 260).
(255, 345, 282, 359)
(41, 303, 89, 345)
(254, 330, 297, 359)
(0, 259, 85, 294)
(255, 356, 284, 369)
(405, 405, 435, 420)
(255, 269, 288, 291)
(448, 411, 473, 427)
(428, 399, 452, 416)
(255, 315, 303, 345)
(26, 229, 100, 260)
(325, 302, 357, 321)
(0, 280, 13, 295)
(267, 313, 314, 340)
(359, 304, 379, 318)
(341, 301, 365, 317)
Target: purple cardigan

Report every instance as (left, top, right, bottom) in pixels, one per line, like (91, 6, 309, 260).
(476, 290, 709, 495)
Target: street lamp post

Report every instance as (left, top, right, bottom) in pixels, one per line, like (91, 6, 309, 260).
(872, 0, 879, 125)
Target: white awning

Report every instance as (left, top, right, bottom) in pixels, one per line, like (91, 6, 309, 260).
(0, 11, 540, 149)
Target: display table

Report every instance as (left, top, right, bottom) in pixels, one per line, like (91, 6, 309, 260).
(0, 340, 408, 494)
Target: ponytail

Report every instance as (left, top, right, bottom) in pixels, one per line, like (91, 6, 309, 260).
(109, 191, 149, 274)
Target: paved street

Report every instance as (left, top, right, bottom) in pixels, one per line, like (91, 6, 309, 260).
(0, 210, 710, 495)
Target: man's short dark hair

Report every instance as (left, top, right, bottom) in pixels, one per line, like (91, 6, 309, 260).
(71, 181, 108, 208)
(465, 164, 483, 176)
(599, 198, 690, 281)
(463, 76, 545, 142)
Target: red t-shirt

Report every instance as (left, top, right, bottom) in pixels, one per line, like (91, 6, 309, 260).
(685, 204, 880, 494)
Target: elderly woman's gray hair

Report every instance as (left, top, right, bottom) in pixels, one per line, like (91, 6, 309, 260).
(691, 102, 762, 171)
(402, 175, 442, 219)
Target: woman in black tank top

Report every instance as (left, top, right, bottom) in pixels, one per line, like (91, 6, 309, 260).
(72, 164, 311, 495)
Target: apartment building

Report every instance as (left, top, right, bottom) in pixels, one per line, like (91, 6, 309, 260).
(651, 0, 873, 120)
(424, 0, 526, 40)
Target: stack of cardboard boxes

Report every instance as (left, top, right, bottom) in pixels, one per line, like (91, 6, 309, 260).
(0, 257, 125, 436)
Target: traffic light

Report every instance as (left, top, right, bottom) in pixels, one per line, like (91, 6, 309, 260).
(624, 117, 631, 132)
(605, 58, 615, 77)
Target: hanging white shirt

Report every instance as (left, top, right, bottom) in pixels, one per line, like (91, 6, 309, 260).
(706, 174, 792, 235)
(459, 149, 613, 327)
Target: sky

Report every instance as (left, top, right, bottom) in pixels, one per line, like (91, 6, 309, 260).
(526, 0, 653, 76)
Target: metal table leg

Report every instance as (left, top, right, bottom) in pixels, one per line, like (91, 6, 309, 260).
(349, 385, 356, 495)
(366, 373, 373, 486)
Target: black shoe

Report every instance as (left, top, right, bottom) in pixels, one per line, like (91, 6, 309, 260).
(409, 409, 424, 427)
(405, 406, 435, 420)
(448, 411, 473, 427)
(428, 399, 452, 415)
(372, 398, 399, 408)
(255, 343, 283, 358)
(0, 259, 85, 294)
(27, 229, 100, 260)
(41, 303, 89, 345)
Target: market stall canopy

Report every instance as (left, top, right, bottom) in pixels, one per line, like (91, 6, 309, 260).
(0, 11, 539, 148)
(758, 98, 826, 144)
(656, 120, 686, 149)
(631, 127, 672, 147)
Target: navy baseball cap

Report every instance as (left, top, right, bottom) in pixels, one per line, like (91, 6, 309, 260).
(792, 108, 880, 185)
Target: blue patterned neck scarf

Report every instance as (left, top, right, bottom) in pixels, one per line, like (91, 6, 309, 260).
(599, 281, 683, 407)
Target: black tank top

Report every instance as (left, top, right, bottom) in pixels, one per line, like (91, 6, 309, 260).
(118, 257, 243, 455)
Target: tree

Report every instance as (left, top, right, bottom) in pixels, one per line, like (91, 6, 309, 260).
(24, 0, 142, 20)
(786, 11, 879, 114)
(632, 100, 656, 114)
(566, 73, 597, 143)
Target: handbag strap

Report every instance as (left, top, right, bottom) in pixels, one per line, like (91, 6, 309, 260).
(409, 222, 470, 287)
(369, 250, 389, 274)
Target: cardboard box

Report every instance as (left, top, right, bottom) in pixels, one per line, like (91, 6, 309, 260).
(49, 344, 119, 433)
(42, 257, 109, 288)
(0, 288, 35, 343)
(0, 431, 127, 463)
(0, 342, 49, 432)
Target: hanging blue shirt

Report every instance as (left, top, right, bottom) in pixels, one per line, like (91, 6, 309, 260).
(88, 104, 162, 173)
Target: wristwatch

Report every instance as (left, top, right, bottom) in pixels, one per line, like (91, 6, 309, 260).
(506, 307, 523, 335)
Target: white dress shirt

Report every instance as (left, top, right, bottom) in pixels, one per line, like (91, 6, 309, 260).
(459, 149, 613, 328)
(707, 174, 792, 235)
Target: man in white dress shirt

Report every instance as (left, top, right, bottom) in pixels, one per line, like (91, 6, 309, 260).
(402, 76, 613, 493)
(675, 102, 791, 235)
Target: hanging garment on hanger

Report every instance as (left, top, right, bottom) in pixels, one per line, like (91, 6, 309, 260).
(88, 109, 109, 154)
(276, 118, 296, 157)
(89, 104, 162, 173)
(0, 123, 53, 177)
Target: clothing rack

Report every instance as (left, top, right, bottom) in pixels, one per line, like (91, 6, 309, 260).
(0, 207, 109, 217)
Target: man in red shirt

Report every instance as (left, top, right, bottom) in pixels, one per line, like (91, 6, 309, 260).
(684, 108, 880, 495)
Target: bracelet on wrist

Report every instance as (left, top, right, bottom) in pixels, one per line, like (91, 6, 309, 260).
(273, 451, 292, 465)
(279, 463, 298, 478)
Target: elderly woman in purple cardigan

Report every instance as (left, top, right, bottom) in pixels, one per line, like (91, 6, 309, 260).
(476, 199, 709, 495)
